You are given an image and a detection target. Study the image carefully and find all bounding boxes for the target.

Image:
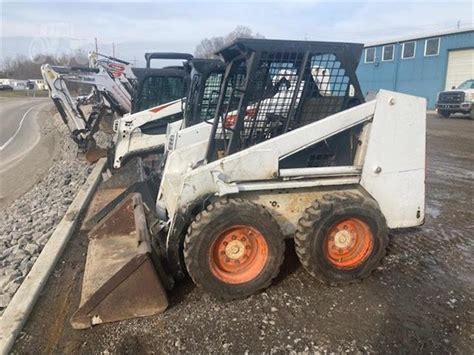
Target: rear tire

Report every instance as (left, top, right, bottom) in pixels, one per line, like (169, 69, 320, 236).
(295, 192, 388, 285)
(184, 198, 285, 299)
(438, 110, 450, 118)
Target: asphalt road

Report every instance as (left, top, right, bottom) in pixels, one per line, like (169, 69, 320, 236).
(0, 97, 55, 208)
(12, 114, 474, 354)
(0, 97, 51, 170)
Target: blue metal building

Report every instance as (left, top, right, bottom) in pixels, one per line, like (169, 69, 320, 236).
(356, 28, 474, 108)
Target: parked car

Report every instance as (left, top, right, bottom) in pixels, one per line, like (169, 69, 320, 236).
(436, 79, 474, 119)
(0, 84, 14, 91)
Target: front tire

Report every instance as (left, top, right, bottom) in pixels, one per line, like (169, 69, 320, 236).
(184, 198, 285, 299)
(438, 110, 450, 118)
(295, 192, 388, 285)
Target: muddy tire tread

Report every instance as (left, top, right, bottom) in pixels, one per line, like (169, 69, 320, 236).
(295, 192, 389, 286)
(184, 198, 285, 300)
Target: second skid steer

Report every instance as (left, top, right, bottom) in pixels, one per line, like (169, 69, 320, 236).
(71, 38, 426, 329)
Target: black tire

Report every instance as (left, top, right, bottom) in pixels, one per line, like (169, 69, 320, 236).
(184, 198, 285, 299)
(470, 109, 474, 120)
(438, 110, 450, 118)
(295, 192, 388, 285)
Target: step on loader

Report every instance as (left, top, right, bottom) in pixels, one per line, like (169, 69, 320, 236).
(71, 38, 426, 329)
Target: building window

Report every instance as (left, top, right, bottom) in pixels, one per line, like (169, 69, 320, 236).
(382, 45, 394, 61)
(365, 47, 376, 63)
(425, 38, 440, 56)
(402, 41, 416, 59)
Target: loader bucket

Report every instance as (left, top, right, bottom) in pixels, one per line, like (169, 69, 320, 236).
(81, 157, 158, 231)
(75, 139, 107, 163)
(84, 142, 108, 163)
(70, 193, 168, 329)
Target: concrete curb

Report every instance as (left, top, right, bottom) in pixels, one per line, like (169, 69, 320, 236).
(0, 158, 106, 354)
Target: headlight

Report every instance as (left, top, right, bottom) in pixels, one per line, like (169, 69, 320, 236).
(469, 92, 474, 101)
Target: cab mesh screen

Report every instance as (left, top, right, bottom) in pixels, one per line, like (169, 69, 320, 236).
(217, 51, 352, 150)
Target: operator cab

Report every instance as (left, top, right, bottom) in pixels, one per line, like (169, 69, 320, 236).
(206, 38, 365, 167)
(131, 52, 194, 113)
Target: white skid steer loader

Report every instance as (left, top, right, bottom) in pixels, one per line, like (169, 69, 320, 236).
(41, 53, 136, 161)
(112, 58, 225, 169)
(71, 39, 426, 329)
(79, 59, 226, 232)
(43, 52, 193, 162)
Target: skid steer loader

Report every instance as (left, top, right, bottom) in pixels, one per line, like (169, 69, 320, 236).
(41, 60, 134, 160)
(78, 57, 227, 232)
(43, 52, 193, 162)
(112, 58, 225, 169)
(71, 38, 426, 329)
(71, 57, 228, 328)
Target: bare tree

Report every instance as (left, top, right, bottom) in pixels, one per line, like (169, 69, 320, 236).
(1, 49, 88, 79)
(195, 25, 265, 59)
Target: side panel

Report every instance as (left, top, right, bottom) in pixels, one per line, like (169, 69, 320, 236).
(174, 122, 213, 151)
(360, 90, 426, 228)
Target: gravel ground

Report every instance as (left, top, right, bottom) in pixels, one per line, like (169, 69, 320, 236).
(11, 114, 474, 354)
(0, 114, 110, 314)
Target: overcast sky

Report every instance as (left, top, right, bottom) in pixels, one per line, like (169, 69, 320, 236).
(1, 1, 473, 65)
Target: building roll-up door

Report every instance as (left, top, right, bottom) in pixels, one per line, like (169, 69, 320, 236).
(445, 48, 474, 89)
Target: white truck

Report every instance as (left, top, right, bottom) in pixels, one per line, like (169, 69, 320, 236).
(436, 79, 474, 119)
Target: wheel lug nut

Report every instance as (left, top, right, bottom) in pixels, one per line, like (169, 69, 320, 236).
(232, 235, 237, 240)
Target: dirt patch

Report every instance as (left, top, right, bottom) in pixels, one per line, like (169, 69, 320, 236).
(12, 114, 474, 354)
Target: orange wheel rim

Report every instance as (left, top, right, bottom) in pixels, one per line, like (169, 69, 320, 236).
(209, 225, 268, 284)
(324, 218, 374, 269)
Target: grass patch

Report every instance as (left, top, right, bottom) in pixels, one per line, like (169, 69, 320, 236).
(0, 90, 49, 98)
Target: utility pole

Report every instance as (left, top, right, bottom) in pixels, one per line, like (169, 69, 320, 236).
(457, 20, 461, 29)
(95, 37, 98, 53)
